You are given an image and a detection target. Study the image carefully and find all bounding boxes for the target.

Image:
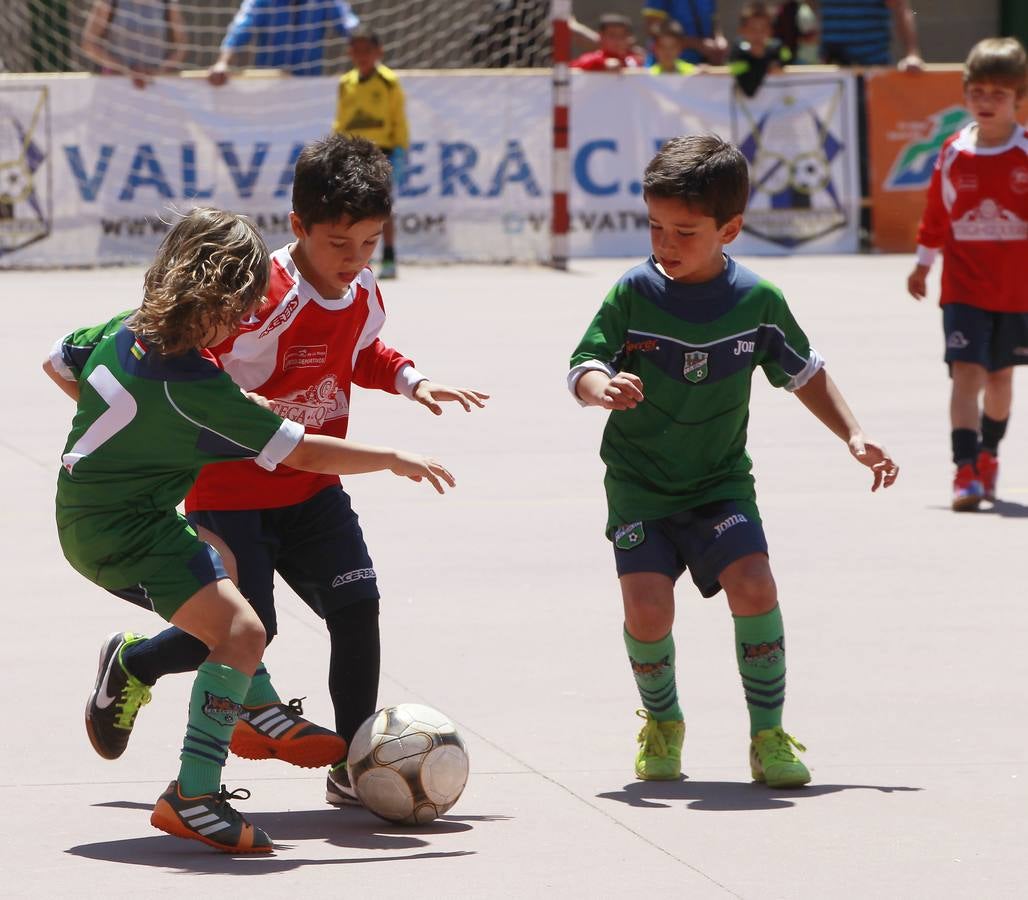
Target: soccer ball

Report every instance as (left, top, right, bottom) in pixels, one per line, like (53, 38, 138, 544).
(347, 703, 469, 825)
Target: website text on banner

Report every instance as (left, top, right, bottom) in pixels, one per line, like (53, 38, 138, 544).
(0, 70, 858, 267)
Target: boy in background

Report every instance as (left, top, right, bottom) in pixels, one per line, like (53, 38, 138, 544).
(571, 13, 643, 71)
(729, 2, 792, 97)
(649, 19, 696, 75)
(569, 135, 898, 787)
(333, 29, 408, 278)
(907, 37, 1028, 510)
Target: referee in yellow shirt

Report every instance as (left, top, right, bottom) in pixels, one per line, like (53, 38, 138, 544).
(333, 29, 409, 279)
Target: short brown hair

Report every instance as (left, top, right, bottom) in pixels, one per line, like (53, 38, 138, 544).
(740, 2, 774, 25)
(964, 37, 1028, 96)
(129, 207, 269, 356)
(643, 135, 750, 225)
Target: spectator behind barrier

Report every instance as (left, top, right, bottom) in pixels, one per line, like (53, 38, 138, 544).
(642, 0, 728, 65)
(571, 13, 644, 71)
(819, 0, 923, 71)
(649, 19, 697, 75)
(208, 0, 359, 86)
(729, 2, 792, 97)
(80, 0, 187, 89)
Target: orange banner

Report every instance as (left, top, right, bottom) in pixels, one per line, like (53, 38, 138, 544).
(867, 69, 968, 253)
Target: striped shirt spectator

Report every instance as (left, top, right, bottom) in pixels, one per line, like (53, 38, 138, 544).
(819, 0, 923, 69)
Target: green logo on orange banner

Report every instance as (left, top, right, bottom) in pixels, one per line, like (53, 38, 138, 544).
(886, 106, 970, 191)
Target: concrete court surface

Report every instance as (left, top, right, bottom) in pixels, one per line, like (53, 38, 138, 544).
(1, 255, 1025, 899)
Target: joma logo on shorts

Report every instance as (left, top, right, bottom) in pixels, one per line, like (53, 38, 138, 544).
(733, 339, 755, 356)
(714, 514, 748, 537)
(332, 568, 376, 587)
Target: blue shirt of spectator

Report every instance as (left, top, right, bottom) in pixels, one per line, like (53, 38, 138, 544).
(642, 0, 717, 65)
(819, 0, 893, 66)
(221, 0, 359, 76)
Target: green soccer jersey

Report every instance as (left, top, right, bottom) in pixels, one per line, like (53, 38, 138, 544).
(569, 256, 823, 535)
(52, 313, 304, 588)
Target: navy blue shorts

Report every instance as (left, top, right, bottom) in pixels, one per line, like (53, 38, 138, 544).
(187, 485, 379, 639)
(612, 499, 769, 598)
(942, 304, 1028, 371)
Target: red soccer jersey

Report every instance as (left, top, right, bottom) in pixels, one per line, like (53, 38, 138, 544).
(916, 123, 1028, 312)
(186, 245, 417, 511)
(570, 49, 643, 70)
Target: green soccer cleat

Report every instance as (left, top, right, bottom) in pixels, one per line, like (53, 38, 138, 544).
(85, 631, 152, 760)
(634, 709, 685, 781)
(749, 727, 811, 788)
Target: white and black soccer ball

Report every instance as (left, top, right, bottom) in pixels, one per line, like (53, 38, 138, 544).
(790, 152, 830, 194)
(347, 703, 469, 825)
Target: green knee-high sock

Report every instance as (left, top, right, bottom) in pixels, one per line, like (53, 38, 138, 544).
(178, 662, 251, 797)
(624, 628, 683, 722)
(734, 606, 786, 737)
(243, 663, 281, 707)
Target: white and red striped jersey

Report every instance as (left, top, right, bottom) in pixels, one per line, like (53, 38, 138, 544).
(916, 123, 1028, 312)
(187, 245, 423, 511)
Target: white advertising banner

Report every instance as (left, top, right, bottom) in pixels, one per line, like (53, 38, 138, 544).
(0, 70, 857, 267)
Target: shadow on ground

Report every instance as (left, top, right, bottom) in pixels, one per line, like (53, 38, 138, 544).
(69, 802, 511, 872)
(928, 499, 1028, 518)
(596, 779, 922, 811)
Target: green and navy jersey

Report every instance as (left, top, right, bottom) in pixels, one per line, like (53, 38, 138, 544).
(569, 255, 823, 534)
(51, 312, 303, 585)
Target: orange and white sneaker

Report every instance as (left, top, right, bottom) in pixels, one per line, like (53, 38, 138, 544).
(976, 450, 998, 502)
(952, 463, 984, 512)
(230, 697, 346, 768)
(150, 781, 273, 853)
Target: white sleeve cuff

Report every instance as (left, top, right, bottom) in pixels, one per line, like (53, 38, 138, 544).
(785, 348, 825, 392)
(395, 364, 428, 399)
(255, 418, 304, 471)
(568, 360, 616, 406)
(916, 245, 939, 267)
(49, 336, 76, 381)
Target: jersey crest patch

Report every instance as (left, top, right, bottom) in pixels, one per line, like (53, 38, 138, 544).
(682, 351, 709, 383)
(614, 521, 645, 550)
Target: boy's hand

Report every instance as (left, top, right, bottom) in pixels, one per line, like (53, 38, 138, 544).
(848, 434, 899, 492)
(242, 389, 273, 410)
(906, 265, 929, 301)
(413, 380, 489, 416)
(602, 372, 645, 410)
(389, 451, 456, 494)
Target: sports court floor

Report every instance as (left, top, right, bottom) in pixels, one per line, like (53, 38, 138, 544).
(3, 255, 1024, 898)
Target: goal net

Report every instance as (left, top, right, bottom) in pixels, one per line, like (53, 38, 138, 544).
(1, 0, 553, 75)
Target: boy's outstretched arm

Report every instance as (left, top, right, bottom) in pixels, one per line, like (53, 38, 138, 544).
(793, 369, 899, 492)
(283, 434, 455, 494)
(412, 380, 490, 416)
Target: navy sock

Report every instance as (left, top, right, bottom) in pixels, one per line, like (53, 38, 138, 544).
(327, 598, 380, 747)
(951, 428, 978, 467)
(121, 627, 210, 687)
(980, 415, 1007, 455)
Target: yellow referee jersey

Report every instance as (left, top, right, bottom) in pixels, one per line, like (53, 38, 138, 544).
(333, 64, 409, 151)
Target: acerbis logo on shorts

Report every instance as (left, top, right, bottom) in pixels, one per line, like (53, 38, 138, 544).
(332, 568, 376, 588)
(713, 514, 748, 537)
(946, 331, 970, 349)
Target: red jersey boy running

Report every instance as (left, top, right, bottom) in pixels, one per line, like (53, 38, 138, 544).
(87, 136, 488, 808)
(908, 37, 1028, 510)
